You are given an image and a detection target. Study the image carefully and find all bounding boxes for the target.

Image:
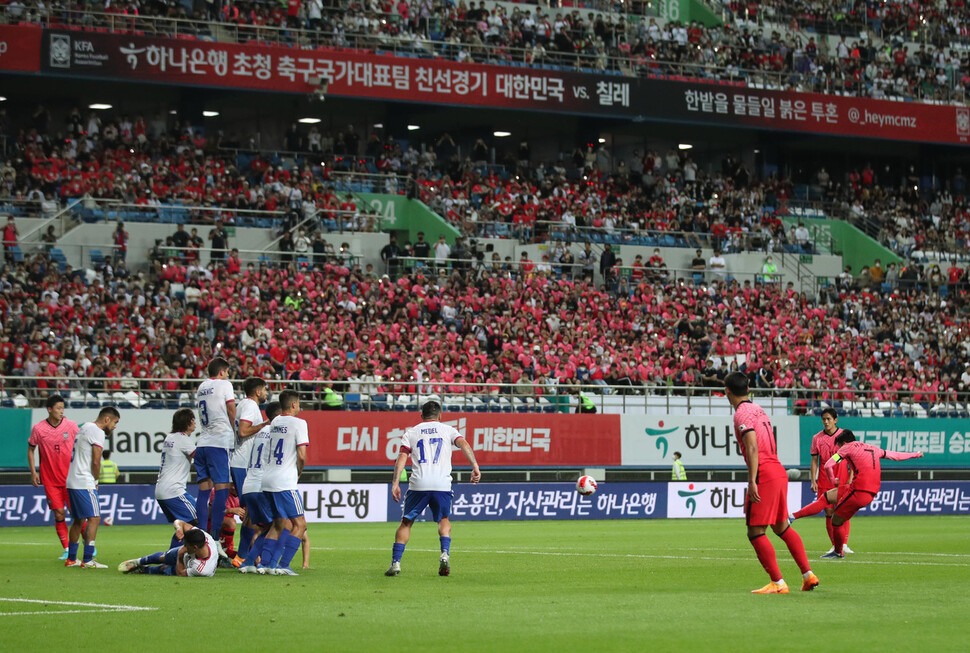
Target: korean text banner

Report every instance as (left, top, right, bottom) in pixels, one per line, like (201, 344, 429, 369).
(666, 481, 804, 519)
(30, 27, 969, 144)
(0, 25, 42, 72)
(798, 417, 970, 468)
(621, 415, 801, 467)
(303, 412, 622, 467)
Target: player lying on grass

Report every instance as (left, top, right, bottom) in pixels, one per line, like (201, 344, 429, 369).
(791, 430, 923, 559)
(118, 520, 218, 577)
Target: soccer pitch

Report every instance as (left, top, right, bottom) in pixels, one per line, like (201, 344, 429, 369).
(1, 517, 968, 652)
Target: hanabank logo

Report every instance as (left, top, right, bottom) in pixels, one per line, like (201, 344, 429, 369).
(677, 483, 706, 516)
(644, 420, 678, 458)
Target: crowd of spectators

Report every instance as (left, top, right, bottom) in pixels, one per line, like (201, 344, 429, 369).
(3, 0, 970, 103)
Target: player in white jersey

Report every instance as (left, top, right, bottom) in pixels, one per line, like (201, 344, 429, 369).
(385, 399, 480, 578)
(250, 390, 308, 576)
(237, 401, 281, 573)
(194, 357, 236, 550)
(65, 406, 120, 569)
(118, 520, 217, 577)
(155, 408, 198, 549)
(229, 377, 271, 566)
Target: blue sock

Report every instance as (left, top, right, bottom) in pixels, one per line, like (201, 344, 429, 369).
(169, 534, 182, 550)
(67, 542, 79, 561)
(271, 529, 291, 567)
(139, 551, 165, 566)
(209, 488, 229, 541)
(163, 547, 181, 566)
(83, 543, 95, 563)
(392, 542, 405, 563)
(146, 565, 175, 575)
(277, 534, 302, 569)
(195, 490, 210, 536)
(238, 526, 255, 559)
(258, 537, 282, 568)
(244, 533, 266, 566)
(440, 536, 451, 555)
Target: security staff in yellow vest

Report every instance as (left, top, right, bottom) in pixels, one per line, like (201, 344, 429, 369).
(322, 385, 343, 411)
(576, 388, 596, 414)
(671, 451, 687, 480)
(99, 450, 120, 484)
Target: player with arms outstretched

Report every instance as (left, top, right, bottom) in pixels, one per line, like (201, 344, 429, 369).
(27, 394, 80, 559)
(385, 399, 481, 578)
(118, 519, 218, 577)
(194, 357, 236, 553)
(809, 408, 853, 556)
(724, 372, 818, 594)
(792, 430, 923, 559)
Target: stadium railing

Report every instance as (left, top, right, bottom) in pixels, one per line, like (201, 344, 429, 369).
(3, 7, 964, 104)
(2, 376, 967, 418)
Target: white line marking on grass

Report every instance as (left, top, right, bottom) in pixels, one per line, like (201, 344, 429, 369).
(0, 598, 156, 616)
(312, 546, 970, 568)
(0, 542, 58, 546)
(669, 547, 970, 558)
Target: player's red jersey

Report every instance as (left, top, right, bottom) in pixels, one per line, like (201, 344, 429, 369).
(732, 400, 787, 483)
(28, 418, 80, 487)
(810, 428, 845, 490)
(828, 441, 921, 494)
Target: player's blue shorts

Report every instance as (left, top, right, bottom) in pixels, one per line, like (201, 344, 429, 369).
(242, 491, 273, 524)
(156, 494, 198, 524)
(402, 490, 453, 522)
(265, 490, 304, 520)
(230, 467, 247, 494)
(194, 447, 230, 484)
(67, 488, 100, 520)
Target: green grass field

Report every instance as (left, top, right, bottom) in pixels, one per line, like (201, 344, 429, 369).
(1, 517, 968, 652)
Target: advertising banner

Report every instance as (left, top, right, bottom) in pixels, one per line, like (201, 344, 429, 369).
(666, 481, 804, 519)
(27, 27, 969, 145)
(303, 412, 621, 467)
(798, 417, 970, 468)
(863, 481, 970, 516)
(0, 24, 42, 72)
(622, 415, 801, 468)
(388, 482, 668, 521)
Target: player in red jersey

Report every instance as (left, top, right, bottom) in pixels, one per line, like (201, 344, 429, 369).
(809, 408, 853, 556)
(27, 395, 80, 559)
(725, 372, 818, 594)
(792, 430, 922, 559)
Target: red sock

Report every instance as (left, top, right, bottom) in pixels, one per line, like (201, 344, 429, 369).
(778, 527, 811, 575)
(843, 520, 850, 548)
(794, 495, 830, 519)
(750, 534, 782, 583)
(833, 523, 848, 555)
(55, 520, 69, 548)
(221, 526, 235, 556)
(825, 516, 834, 545)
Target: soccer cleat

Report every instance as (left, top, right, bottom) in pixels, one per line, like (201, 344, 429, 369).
(238, 565, 259, 574)
(64, 559, 82, 568)
(787, 513, 796, 525)
(751, 581, 789, 594)
(821, 546, 836, 557)
(272, 567, 299, 576)
(255, 565, 271, 575)
(58, 549, 69, 561)
(801, 572, 820, 592)
(439, 554, 450, 577)
(385, 562, 401, 577)
(117, 559, 141, 574)
(217, 557, 235, 569)
(820, 551, 845, 560)
(231, 555, 244, 568)
(842, 544, 854, 554)
(81, 560, 108, 569)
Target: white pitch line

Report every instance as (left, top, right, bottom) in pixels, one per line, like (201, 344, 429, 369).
(0, 542, 59, 546)
(667, 546, 970, 558)
(0, 598, 156, 615)
(0, 609, 149, 616)
(311, 546, 970, 567)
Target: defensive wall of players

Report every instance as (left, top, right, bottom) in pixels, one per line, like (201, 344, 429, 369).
(0, 409, 965, 469)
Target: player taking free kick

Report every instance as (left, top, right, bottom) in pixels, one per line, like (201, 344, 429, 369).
(791, 430, 923, 559)
(724, 372, 818, 594)
(385, 399, 481, 578)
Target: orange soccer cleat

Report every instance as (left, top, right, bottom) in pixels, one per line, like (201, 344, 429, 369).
(751, 581, 789, 594)
(801, 572, 820, 591)
(231, 555, 244, 568)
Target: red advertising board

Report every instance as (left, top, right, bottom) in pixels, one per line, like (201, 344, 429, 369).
(301, 412, 622, 467)
(10, 26, 966, 145)
(0, 25, 42, 72)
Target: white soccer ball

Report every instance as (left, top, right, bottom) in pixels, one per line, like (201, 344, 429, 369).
(576, 475, 598, 496)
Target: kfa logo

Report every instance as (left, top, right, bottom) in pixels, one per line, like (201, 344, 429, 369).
(957, 107, 970, 137)
(49, 34, 70, 68)
(62, 432, 69, 440)
(677, 483, 706, 516)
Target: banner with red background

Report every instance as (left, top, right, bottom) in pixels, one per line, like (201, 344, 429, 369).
(0, 25, 42, 72)
(11, 27, 966, 145)
(301, 412, 621, 467)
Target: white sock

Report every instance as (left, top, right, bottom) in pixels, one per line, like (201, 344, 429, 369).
(775, 578, 786, 586)
(803, 571, 814, 578)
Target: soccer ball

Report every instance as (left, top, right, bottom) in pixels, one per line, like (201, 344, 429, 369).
(787, 468, 802, 481)
(576, 475, 598, 496)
